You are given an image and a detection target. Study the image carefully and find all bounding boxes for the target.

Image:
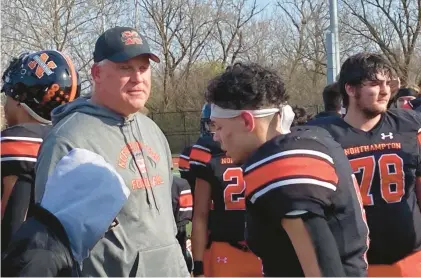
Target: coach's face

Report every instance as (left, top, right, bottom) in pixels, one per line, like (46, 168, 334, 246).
(92, 55, 151, 116)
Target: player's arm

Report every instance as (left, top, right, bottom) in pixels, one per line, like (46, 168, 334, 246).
(191, 178, 211, 277)
(413, 114, 421, 209)
(1, 175, 18, 219)
(282, 212, 345, 277)
(282, 217, 320, 276)
(243, 137, 347, 276)
(1, 128, 41, 219)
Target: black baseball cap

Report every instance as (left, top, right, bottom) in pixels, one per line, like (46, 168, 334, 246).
(93, 26, 160, 63)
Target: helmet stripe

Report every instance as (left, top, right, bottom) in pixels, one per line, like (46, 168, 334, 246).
(54, 50, 78, 102)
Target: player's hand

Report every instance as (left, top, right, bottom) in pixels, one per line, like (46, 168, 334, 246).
(186, 239, 192, 252)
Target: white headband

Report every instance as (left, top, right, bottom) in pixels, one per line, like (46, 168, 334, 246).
(210, 104, 280, 118)
(210, 103, 295, 133)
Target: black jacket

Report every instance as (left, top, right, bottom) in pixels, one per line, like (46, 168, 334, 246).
(1, 205, 81, 277)
(313, 111, 341, 119)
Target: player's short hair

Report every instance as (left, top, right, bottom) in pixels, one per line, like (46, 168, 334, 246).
(322, 82, 342, 112)
(339, 53, 397, 107)
(205, 62, 288, 110)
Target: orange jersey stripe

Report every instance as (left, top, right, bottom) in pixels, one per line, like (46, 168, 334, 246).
(245, 156, 338, 197)
(179, 192, 193, 208)
(190, 147, 211, 164)
(178, 157, 190, 169)
(62, 53, 78, 102)
(1, 141, 41, 157)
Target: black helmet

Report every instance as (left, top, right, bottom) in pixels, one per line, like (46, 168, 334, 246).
(200, 103, 212, 137)
(1, 50, 81, 122)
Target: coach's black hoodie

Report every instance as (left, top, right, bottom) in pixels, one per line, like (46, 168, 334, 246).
(1, 148, 130, 276)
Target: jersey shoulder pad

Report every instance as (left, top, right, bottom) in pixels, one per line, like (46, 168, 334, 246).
(1, 124, 47, 176)
(194, 136, 223, 155)
(181, 145, 193, 158)
(190, 136, 224, 164)
(1, 123, 50, 138)
(243, 132, 339, 207)
(290, 125, 338, 145)
(244, 128, 336, 171)
(178, 147, 191, 172)
(306, 115, 343, 127)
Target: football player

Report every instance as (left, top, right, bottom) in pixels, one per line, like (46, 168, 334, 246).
(309, 53, 421, 276)
(178, 104, 213, 193)
(206, 62, 369, 277)
(190, 103, 262, 277)
(1, 50, 80, 250)
(172, 174, 193, 273)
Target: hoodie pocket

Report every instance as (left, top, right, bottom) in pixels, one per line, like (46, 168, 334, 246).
(136, 242, 189, 277)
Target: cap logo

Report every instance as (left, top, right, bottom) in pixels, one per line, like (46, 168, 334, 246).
(121, 30, 143, 45)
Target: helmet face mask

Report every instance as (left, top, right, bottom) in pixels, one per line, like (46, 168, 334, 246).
(1, 50, 81, 122)
(200, 103, 213, 137)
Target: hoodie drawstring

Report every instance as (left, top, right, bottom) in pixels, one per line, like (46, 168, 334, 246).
(120, 124, 151, 207)
(130, 118, 160, 212)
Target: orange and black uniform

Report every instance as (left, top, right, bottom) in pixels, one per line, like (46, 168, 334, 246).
(189, 136, 261, 277)
(172, 175, 193, 272)
(1, 123, 50, 251)
(243, 126, 369, 277)
(309, 109, 421, 276)
(179, 146, 195, 192)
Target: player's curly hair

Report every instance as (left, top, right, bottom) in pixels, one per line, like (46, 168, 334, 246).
(205, 62, 289, 110)
(339, 53, 397, 107)
(291, 106, 312, 126)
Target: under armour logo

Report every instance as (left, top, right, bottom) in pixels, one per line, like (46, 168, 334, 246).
(381, 132, 393, 140)
(216, 256, 227, 263)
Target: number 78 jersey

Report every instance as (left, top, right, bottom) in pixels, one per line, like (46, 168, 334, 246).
(309, 109, 421, 265)
(189, 136, 247, 243)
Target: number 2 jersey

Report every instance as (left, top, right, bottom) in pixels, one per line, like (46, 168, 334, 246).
(309, 109, 421, 264)
(189, 136, 246, 244)
(242, 126, 369, 277)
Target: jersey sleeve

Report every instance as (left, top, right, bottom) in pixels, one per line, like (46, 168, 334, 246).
(1, 126, 42, 178)
(178, 146, 191, 179)
(172, 176, 193, 226)
(408, 110, 421, 176)
(189, 138, 213, 181)
(243, 136, 338, 219)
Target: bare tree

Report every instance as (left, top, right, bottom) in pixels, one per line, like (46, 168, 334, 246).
(341, 0, 421, 85)
(211, 0, 265, 66)
(1, 0, 130, 93)
(138, 0, 223, 111)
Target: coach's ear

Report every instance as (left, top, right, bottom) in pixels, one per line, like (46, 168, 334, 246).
(240, 111, 255, 132)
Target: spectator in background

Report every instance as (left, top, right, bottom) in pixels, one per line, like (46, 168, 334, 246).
(291, 105, 312, 126)
(388, 87, 419, 109)
(313, 82, 342, 119)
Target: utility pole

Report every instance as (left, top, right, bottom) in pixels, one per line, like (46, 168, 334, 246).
(326, 0, 340, 84)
